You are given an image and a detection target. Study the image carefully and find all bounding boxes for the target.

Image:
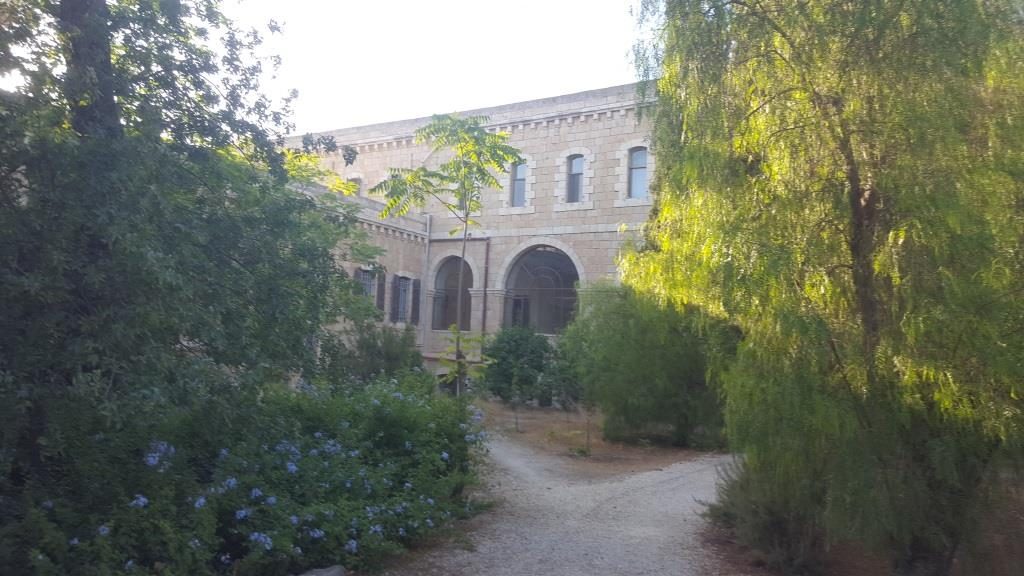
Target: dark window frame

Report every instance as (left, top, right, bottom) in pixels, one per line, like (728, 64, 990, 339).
(510, 162, 527, 207)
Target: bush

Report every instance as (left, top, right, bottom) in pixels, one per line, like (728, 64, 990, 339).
(560, 282, 738, 447)
(481, 327, 553, 406)
(318, 324, 423, 387)
(0, 374, 483, 575)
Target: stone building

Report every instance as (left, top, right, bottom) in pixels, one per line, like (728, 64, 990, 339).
(300, 83, 653, 365)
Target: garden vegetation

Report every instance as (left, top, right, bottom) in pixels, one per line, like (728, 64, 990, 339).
(630, 1, 1024, 574)
(0, 1, 481, 573)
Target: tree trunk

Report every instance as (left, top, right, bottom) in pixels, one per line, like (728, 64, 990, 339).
(453, 213, 469, 396)
(58, 0, 122, 139)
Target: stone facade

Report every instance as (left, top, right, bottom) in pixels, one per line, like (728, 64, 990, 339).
(296, 83, 653, 364)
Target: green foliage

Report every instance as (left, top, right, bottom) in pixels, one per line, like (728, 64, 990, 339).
(482, 327, 554, 406)
(0, 375, 483, 574)
(560, 282, 736, 448)
(633, 1, 1024, 572)
(318, 325, 424, 387)
(371, 115, 522, 395)
(0, 1, 478, 573)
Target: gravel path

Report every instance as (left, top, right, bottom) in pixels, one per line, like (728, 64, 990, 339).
(382, 434, 750, 576)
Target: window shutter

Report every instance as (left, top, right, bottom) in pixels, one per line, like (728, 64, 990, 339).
(410, 279, 421, 325)
(375, 272, 386, 310)
(390, 275, 400, 322)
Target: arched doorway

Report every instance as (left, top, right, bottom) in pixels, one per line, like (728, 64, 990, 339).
(503, 245, 579, 334)
(432, 257, 472, 331)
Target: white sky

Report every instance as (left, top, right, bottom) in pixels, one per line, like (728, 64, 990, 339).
(227, 0, 645, 134)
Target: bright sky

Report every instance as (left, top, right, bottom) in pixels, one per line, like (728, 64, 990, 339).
(227, 0, 645, 134)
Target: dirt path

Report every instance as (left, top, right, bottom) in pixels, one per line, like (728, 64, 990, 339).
(382, 433, 754, 576)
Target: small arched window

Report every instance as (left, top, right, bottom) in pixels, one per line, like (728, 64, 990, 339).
(566, 155, 584, 203)
(510, 163, 527, 207)
(628, 147, 648, 200)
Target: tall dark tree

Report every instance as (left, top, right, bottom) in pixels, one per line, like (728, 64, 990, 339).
(0, 2, 369, 571)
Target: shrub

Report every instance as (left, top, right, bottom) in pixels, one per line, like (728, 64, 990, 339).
(481, 327, 554, 406)
(318, 324, 423, 387)
(0, 374, 484, 575)
(560, 282, 738, 447)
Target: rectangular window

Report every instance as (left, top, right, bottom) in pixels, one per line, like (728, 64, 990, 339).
(567, 155, 583, 203)
(628, 148, 648, 199)
(510, 163, 527, 207)
(355, 269, 375, 298)
(396, 276, 411, 323)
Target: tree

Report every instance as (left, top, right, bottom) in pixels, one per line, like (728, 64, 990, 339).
(0, 1, 374, 571)
(629, 1, 1024, 573)
(372, 115, 522, 395)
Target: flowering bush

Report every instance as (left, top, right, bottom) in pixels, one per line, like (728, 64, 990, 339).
(4, 375, 484, 575)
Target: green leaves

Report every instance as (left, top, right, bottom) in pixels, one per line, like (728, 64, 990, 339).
(633, 0, 1024, 570)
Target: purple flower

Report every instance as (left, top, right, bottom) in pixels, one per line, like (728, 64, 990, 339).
(129, 494, 149, 508)
(249, 531, 273, 551)
(344, 539, 358, 553)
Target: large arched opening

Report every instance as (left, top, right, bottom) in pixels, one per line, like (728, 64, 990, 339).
(503, 245, 579, 334)
(432, 257, 473, 331)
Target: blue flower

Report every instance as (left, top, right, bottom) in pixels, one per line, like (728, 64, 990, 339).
(144, 440, 175, 471)
(292, 545, 303, 555)
(370, 524, 384, 536)
(97, 524, 110, 537)
(465, 434, 476, 443)
(265, 496, 277, 506)
(223, 477, 238, 490)
(124, 560, 135, 569)
(250, 488, 262, 500)
(219, 553, 232, 565)
(349, 449, 360, 458)
(308, 448, 320, 457)
(235, 508, 252, 520)
(289, 515, 300, 525)
(440, 451, 450, 462)
(398, 527, 407, 537)
(426, 518, 434, 528)
(189, 538, 201, 549)
(286, 462, 298, 474)
(392, 392, 404, 400)
(344, 539, 358, 553)
(194, 496, 207, 509)
(426, 497, 435, 506)
(371, 398, 381, 406)
(249, 531, 273, 551)
(129, 494, 149, 508)
(41, 500, 53, 510)
(308, 528, 325, 540)
(68, 537, 80, 546)
(313, 431, 323, 439)
(218, 448, 230, 459)
(403, 481, 413, 490)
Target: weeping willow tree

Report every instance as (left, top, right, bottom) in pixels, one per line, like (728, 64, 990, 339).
(626, 1, 1024, 573)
